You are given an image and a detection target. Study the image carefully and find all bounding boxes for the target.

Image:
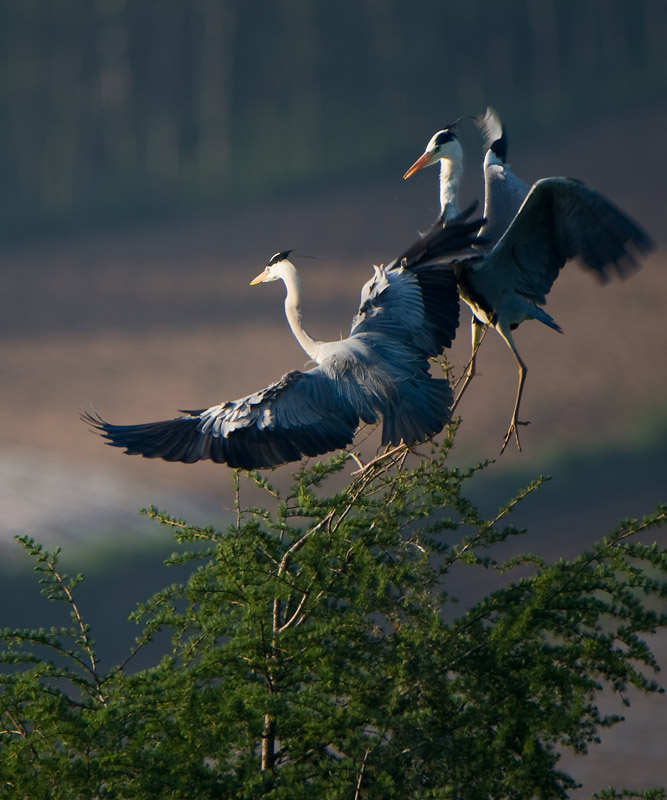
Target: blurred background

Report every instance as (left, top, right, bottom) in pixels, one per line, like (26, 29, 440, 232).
(1, 0, 666, 791)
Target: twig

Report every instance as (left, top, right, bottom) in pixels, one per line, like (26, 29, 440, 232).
(354, 748, 371, 800)
(350, 443, 409, 476)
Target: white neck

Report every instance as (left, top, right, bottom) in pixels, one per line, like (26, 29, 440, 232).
(484, 149, 505, 170)
(280, 262, 321, 361)
(439, 157, 462, 220)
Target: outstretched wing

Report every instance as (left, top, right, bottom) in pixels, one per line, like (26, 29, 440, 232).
(479, 177, 654, 304)
(82, 368, 361, 471)
(351, 208, 484, 355)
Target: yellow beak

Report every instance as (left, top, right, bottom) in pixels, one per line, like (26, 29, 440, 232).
(250, 267, 270, 285)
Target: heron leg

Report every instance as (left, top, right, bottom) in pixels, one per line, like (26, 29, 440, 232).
(498, 326, 530, 454)
(348, 451, 366, 470)
(451, 317, 486, 415)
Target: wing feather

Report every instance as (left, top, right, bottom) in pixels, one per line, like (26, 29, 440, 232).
(351, 209, 484, 354)
(81, 368, 361, 470)
(479, 177, 654, 304)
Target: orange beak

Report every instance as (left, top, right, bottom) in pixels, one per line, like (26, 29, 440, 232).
(250, 267, 270, 285)
(403, 150, 436, 180)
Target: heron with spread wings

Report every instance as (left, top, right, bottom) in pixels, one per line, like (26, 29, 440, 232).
(83, 210, 483, 470)
(404, 109, 654, 452)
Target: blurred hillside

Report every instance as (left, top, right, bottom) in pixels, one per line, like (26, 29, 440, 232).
(2, 0, 667, 238)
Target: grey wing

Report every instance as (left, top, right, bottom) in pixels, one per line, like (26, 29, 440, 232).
(82, 368, 361, 470)
(350, 208, 484, 355)
(351, 261, 460, 356)
(480, 177, 655, 304)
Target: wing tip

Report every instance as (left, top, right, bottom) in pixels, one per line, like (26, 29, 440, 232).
(80, 408, 107, 432)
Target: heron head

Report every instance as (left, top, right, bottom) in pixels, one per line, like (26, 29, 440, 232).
(403, 123, 463, 180)
(250, 250, 294, 285)
(403, 126, 463, 180)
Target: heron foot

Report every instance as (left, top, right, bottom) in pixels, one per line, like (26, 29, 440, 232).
(500, 419, 530, 455)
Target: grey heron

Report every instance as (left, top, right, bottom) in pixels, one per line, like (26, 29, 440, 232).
(404, 111, 654, 453)
(83, 210, 483, 471)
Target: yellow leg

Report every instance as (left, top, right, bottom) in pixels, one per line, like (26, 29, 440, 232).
(498, 325, 530, 454)
(451, 317, 486, 415)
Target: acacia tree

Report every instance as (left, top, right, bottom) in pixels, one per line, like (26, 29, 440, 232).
(1, 430, 666, 799)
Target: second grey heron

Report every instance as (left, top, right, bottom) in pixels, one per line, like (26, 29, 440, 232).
(404, 111, 654, 453)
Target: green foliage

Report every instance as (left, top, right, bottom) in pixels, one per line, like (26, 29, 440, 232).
(1, 436, 666, 798)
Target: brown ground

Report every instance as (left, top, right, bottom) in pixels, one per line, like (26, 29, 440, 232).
(1, 105, 666, 793)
